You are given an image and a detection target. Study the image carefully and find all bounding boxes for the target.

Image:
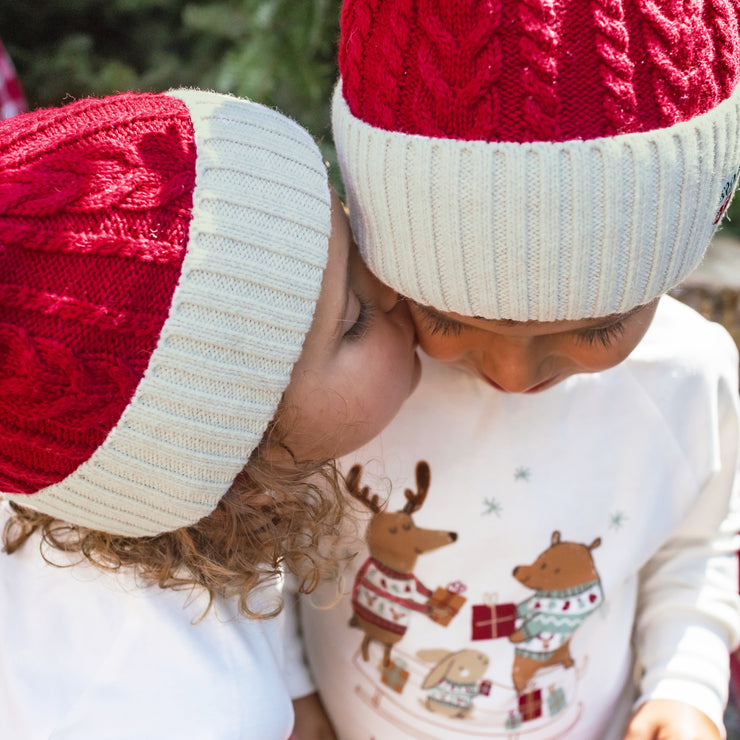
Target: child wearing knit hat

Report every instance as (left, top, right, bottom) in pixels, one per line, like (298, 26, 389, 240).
(297, 2, 740, 739)
(0, 89, 420, 738)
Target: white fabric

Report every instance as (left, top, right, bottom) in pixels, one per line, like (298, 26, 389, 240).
(0, 510, 303, 739)
(332, 80, 740, 321)
(5, 89, 331, 536)
(299, 297, 740, 739)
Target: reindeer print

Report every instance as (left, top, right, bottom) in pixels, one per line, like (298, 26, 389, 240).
(348, 461, 458, 666)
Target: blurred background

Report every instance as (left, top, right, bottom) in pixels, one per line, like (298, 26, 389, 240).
(0, 0, 342, 182)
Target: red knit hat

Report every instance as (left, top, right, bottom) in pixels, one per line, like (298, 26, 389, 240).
(333, 0, 740, 320)
(0, 90, 330, 536)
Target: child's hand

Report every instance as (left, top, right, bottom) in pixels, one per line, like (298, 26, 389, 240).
(623, 699, 721, 740)
(289, 692, 337, 740)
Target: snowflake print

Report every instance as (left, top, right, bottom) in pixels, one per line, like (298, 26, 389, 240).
(514, 466, 531, 481)
(609, 511, 627, 530)
(483, 497, 502, 516)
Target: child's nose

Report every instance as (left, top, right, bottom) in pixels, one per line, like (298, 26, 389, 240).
(482, 339, 552, 393)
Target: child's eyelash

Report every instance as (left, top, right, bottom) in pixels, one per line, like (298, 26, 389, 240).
(575, 321, 626, 348)
(420, 311, 463, 337)
(419, 306, 627, 349)
(344, 296, 375, 342)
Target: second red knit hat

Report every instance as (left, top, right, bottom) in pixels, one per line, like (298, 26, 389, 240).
(333, 0, 740, 321)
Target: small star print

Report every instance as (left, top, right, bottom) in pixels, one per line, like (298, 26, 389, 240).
(609, 511, 627, 530)
(483, 497, 502, 517)
(514, 467, 531, 481)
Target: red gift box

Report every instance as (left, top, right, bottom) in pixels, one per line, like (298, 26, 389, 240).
(518, 688, 543, 721)
(471, 602, 517, 640)
(478, 679, 492, 696)
(427, 581, 467, 626)
(380, 659, 409, 693)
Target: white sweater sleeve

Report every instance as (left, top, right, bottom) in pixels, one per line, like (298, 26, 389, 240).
(634, 365, 740, 735)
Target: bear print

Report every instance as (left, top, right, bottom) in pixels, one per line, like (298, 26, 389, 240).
(509, 531, 603, 693)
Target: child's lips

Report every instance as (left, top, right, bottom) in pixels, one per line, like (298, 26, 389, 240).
(483, 376, 504, 391)
(524, 377, 558, 393)
(482, 374, 558, 394)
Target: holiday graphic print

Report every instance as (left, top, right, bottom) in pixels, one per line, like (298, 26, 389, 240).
(471, 599, 517, 640)
(427, 581, 467, 626)
(348, 462, 459, 666)
(346, 464, 605, 737)
(381, 659, 410, 693)
(418, 648, 492, 718)
(509, 531, 603, 693)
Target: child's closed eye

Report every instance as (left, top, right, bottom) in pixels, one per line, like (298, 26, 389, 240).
(343, 295, 375, 342)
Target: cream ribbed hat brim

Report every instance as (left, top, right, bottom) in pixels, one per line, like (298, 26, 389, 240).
(333, 80, 740, 321)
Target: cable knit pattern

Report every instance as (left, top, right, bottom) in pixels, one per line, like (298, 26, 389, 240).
(0, 284, 166, 335)
(376, 0, 414, 133)
(638, 0, 715, 124)
(338, 0, 385, 127)
(338, 0, 740, 142)
(0, 324, 137, 491)
(414, 0, 503, 139)
(706, 0, 740, 94)
(0, 93, 193, 495)
(593, 0, 638, 133)
(517, 0, 560, 141)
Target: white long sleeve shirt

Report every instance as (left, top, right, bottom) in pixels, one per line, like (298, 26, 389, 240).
(0, 513, 298, 740)
(299, 297, 740, 739)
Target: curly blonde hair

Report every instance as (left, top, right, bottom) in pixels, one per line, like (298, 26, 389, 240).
(2, 420, 348, 620)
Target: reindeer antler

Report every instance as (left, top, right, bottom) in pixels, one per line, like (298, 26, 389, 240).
(403, 461, 431, 514)
(346, 464, 382, 513)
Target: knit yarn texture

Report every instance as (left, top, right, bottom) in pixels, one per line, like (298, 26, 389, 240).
(0, 89, 330, 536)
(333, 0, 740, 320)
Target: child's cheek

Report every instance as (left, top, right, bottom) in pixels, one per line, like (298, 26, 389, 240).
(415, 329, 464, 362)
(571, 335, 642, 373)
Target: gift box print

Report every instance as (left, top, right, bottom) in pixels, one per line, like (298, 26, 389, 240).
(505, 710, 522, 729)
(471, 602, 517, 640)
(380, 659, 409, 693)
(518, 688, 543, 721)
(427, 581, 467, 626)
(547, 686, 566, 716)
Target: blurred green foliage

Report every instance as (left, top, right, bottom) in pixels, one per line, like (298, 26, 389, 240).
(1, 0, 342, 183)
